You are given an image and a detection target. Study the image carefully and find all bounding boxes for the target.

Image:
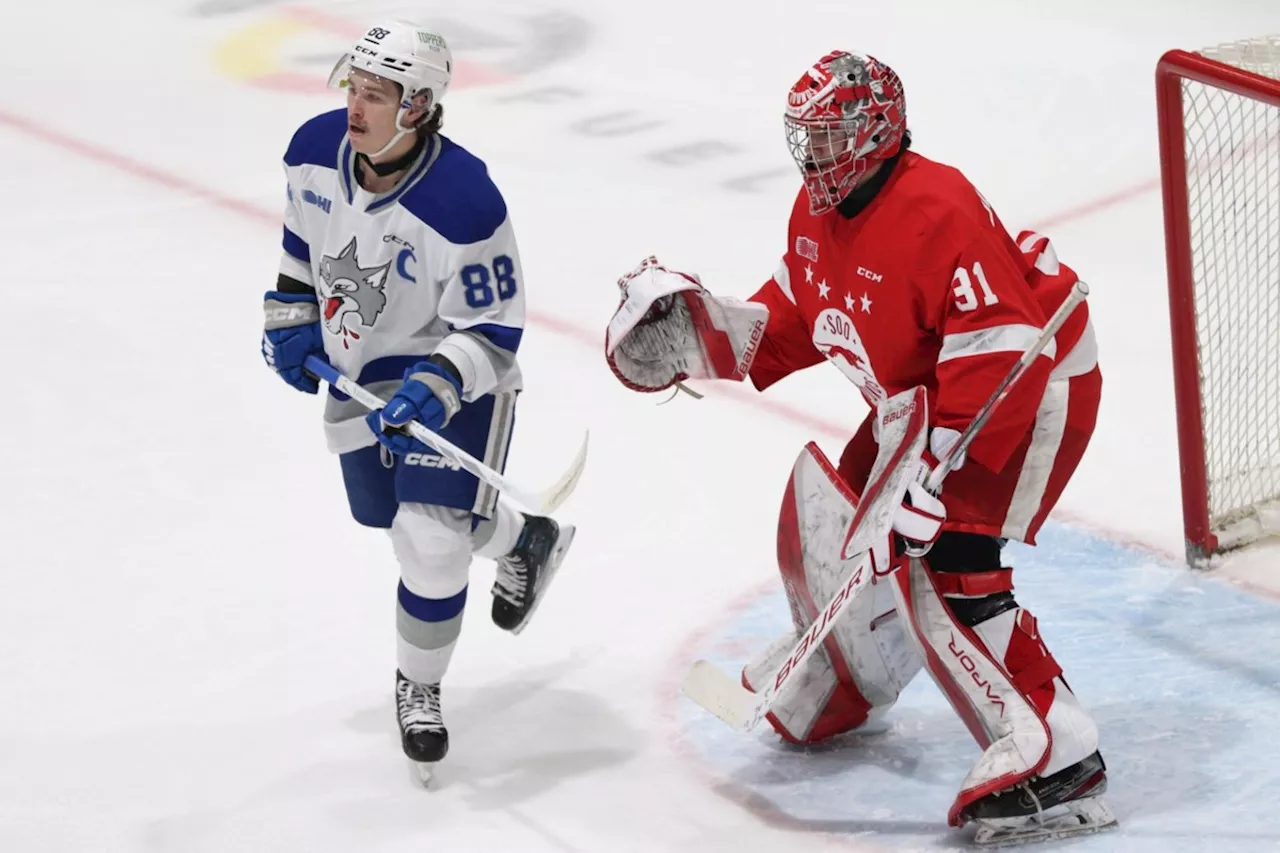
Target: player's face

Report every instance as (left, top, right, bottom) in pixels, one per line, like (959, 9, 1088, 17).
(806, 125, 849, 169)
(345, 70, 403, 155)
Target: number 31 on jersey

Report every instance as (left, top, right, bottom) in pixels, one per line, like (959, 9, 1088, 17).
(952, 261, 999, 312)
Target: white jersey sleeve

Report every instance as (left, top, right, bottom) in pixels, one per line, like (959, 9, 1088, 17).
(392, 135, 526, 403)
(431, 213, 525, 401)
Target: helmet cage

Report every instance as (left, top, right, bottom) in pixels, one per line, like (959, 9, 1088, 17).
(785, 115, 879, 215)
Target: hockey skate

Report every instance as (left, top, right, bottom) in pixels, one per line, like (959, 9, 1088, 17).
(962, 751, 1117, 847)
(395, 670, 447, 785)
(491, 514, 575, 634)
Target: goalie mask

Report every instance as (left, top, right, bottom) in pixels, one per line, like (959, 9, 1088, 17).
(784, 50, 907, 215)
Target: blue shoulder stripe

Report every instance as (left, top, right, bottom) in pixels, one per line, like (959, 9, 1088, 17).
(284, 109, 347, 169)
(398, 137, 508, 245)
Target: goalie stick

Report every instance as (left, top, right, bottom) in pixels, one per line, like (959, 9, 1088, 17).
(681, 280, 1090, 733)
(303, 355, 589, 516)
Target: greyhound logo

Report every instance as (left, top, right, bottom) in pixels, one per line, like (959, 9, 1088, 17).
(318, 236, 390, 349)
(812, 308, 885, 403)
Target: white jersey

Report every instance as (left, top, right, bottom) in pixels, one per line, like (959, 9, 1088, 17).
(279, 109, 525, 454)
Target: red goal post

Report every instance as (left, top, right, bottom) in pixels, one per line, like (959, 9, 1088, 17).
(1157, 37, 1280, 565)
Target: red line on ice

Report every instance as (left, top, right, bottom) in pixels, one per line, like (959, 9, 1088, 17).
(0, 106, 1176, 561)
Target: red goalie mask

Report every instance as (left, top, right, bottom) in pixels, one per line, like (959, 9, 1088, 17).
(784, 50, 907, 215)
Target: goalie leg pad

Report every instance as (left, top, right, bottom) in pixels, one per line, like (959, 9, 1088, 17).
(745, 440, 924, 744)
(889, 539, 1100, 828)
(741, 633, 877, 744)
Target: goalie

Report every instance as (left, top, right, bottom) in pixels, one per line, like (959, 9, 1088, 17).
(605, 51, 1111, 845)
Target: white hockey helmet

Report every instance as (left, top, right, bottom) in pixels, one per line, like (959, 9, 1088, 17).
(328, 20, 453, 155)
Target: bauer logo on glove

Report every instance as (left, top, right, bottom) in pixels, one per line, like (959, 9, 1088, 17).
(605, 256, 770, 393)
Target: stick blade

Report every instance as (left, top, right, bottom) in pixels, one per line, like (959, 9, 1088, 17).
(680, 660, 762, 732)
(538, 430, 589, 515)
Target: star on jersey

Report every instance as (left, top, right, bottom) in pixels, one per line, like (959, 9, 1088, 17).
(804, 264, 815, 284)
(844, 291, 872, 313)
(318, 236, 391, 347)
(817, 278, 831, 299)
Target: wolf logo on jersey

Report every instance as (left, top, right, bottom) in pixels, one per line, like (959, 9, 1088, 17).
(319, 236, 391, 344)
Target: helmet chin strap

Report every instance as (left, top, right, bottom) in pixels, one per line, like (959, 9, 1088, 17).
(369, 122, 411, 160)
(361, 94, 434, 175)
(361, 132, 426, 178)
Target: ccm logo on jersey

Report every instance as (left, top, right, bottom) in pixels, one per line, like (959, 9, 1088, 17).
(857, 266, 883, 282)
(404, 453, 462, 470)
(795, 236, 820, 262)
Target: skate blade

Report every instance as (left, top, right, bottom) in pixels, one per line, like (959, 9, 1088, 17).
(409, 760, 440, 789)
(972, 796, 1117, 848)
(510, 523, 576, 636)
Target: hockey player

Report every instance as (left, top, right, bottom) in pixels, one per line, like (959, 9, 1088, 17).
(605, 51, 1112, 843)
(260, 20, 574, 774)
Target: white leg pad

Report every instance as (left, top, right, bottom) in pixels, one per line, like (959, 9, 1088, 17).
(745, 441, 924, 744)
(890, 556, 1099, 827)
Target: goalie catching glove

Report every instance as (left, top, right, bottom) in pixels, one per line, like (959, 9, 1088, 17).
(605, 256, 770, 392)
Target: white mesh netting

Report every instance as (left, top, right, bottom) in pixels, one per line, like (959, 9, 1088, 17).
(1181, 35, 1280, 545)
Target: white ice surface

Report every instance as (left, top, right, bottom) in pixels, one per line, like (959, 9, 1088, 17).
(2, 1, 1279, 851)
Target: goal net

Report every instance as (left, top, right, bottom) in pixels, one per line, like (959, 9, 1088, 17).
(1158, 36, 1280, 564)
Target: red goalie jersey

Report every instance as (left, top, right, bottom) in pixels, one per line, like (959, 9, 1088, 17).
(749, 150, 1101, 543)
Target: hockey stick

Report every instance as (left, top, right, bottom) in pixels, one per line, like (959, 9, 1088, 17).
(303, 355, 589, 516)
(680, 280, 1090, 732)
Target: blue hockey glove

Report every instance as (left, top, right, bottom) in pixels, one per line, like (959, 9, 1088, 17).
(262, 291, 327, 394)
(366, 361, 464, 455)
